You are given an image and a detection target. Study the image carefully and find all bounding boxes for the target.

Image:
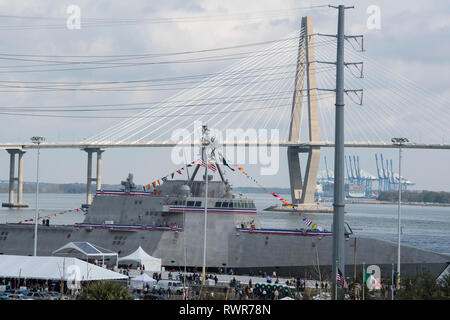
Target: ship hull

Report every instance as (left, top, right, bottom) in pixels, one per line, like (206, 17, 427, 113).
(0, 223, 447, 278)
(0, 183, 448, 278)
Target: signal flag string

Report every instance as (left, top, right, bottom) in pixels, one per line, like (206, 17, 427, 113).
(17, 208, 86, 224)
(219, 153, 324, 231)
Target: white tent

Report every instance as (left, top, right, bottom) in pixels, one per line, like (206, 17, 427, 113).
(0, 255, 128, 281)
(118, 246, 161, 272)
(437, 264, 450, 283)
(52, 242, 118, 267)
(130, 273, 156, 290)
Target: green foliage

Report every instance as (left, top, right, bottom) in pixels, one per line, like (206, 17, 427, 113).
(397, 272, 449, 300)
(0, 182, 121, 194)
(77, 281, 133, 300)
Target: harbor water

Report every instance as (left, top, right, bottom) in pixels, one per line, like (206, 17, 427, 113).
(1, 192, 449, 256)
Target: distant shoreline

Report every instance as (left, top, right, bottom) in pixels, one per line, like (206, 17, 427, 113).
(1, 183, 449, 207)
(319, 197, 450, 207)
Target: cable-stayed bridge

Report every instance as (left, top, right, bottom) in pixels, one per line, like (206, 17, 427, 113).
(2, 15, 449, 208)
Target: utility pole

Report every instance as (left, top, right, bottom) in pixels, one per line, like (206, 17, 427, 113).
(331, 4, 351, 300)
(391, 137, 409, 290)
(318, 4, 363, 300)
(309, 5, 362, 299)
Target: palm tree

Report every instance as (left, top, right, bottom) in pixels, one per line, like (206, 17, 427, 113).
(77, 281, 133, 300)
(397, 272, 449, 300)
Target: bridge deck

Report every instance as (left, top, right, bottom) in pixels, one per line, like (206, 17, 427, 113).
(1, 141, 449, 149)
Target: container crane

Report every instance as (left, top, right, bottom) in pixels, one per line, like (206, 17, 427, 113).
(324, 156, 331, 182)
(345, 155, 351, 183)
(375, 154, 383, 193)
(380, 154, 389, 192)
(389, 159, 396, 191)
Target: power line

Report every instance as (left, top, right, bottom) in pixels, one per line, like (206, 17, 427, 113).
(0, 5, 328, 30)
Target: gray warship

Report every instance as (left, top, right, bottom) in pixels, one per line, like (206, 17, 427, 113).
(0, 166, 448, 278)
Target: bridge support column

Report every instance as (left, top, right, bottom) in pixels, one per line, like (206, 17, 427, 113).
(287, 16, 321, 206)
(82, 148, 105, 208)
(287, 147, 303, 204)
(302, 147, 320, 204)
(17, 151, 25, 205)
(96, 149, 104, 191)
(2, 149, 28, 208)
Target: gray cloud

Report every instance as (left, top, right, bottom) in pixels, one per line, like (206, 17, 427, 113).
(0, 0, 449, 192)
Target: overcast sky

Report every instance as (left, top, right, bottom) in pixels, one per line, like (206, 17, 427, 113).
(0, 0, 449, 192)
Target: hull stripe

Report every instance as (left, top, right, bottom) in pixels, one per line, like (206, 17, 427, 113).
(75, 223, 182, 232)
(169, 207, 256, 214)
(237, 228, 332, 236)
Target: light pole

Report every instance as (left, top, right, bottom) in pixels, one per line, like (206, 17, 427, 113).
(182, 193, 187, 300)
(201, 125, 210, 286)
(31, 136, 45, 256)
(391, 137, 409, 291)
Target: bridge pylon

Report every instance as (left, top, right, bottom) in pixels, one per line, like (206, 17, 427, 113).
(287, 16, 321, 207)
(82, 147, 105, 208)
(2, 148, 29, 208)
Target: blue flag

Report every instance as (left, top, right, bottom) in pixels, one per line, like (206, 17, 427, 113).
(222, 157, 235, 171)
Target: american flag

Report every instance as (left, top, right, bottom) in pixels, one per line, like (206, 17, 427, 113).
(197, 159, 207, 167)
(197, 159, 217, 172)
(337, 268, 348, 289)
(208, 162, 217, 172)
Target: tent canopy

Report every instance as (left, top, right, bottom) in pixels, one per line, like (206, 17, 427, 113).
(0, 255, 127, 281)
(118, 246, 161, 272)
(53, 242, 117, 258)
(130, 273, 156, 290)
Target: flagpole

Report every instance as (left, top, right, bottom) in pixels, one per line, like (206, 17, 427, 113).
(391, 263, 394, 300)
(202, 161, 208, 286)
(335, 260, 338, 300)
(201, 126, 209, 287)
(362, 262, 365, 300)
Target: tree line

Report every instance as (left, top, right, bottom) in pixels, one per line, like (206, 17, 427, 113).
(378, 190, 450, 204)
(0, 182, 120, 194)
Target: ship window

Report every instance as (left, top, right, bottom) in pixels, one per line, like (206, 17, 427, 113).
(243, 202, 248, 208)
(215, 202, 221, 207)
(251, 203, 256, 208)
(187, 201, 195, 207)
(221, 202, 228, 208)
(229, 202, 234, 208)
(195, 201, 201, 207)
